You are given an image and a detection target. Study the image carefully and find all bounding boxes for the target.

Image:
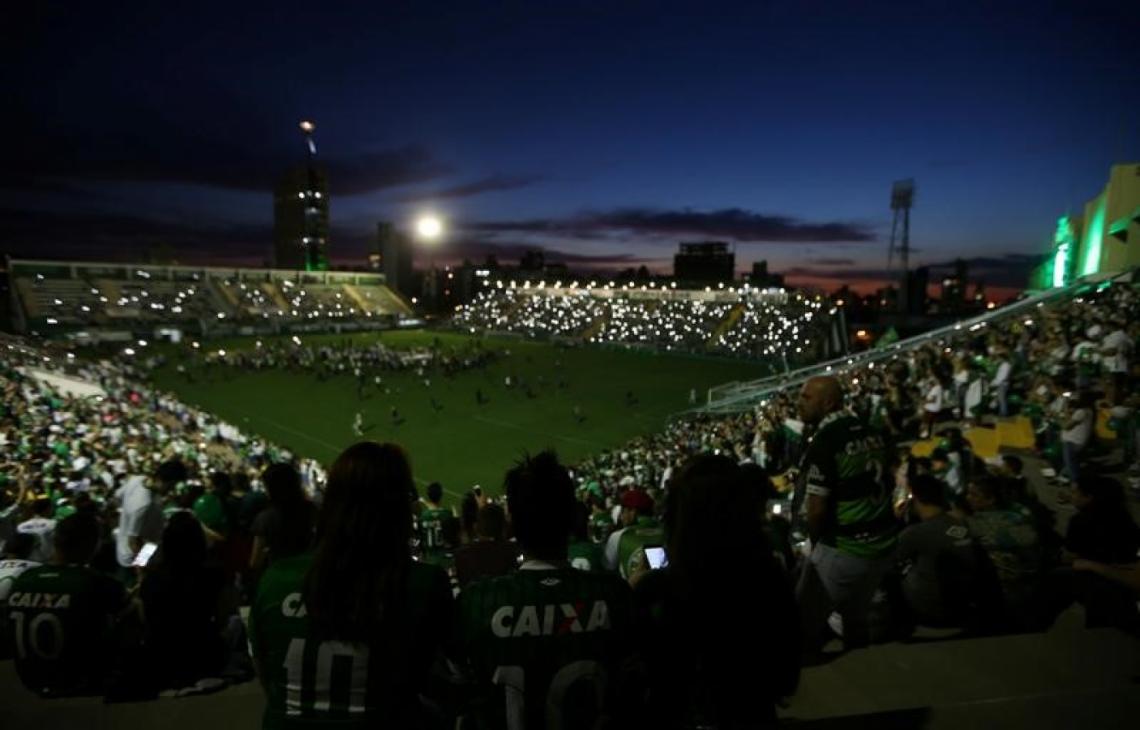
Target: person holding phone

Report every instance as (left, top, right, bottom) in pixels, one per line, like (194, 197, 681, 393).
(139, 512, 239, 690)
(633, 454, 799, 728)
(116, 461, 179, 582)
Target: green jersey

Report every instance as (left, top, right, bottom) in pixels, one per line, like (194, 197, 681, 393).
(420, 551, 459, 596)
(193, 492, 228, 534)
(588, 512, 613, 543)
(799, 412, 898, 557)
(7, 564, 127, 697)
(567, 541, 605, 572)
(419, 505, 452, 553)
(457, 564, 634, 730)
(611, 517, 664, 579)
(248, 553, 453, 729)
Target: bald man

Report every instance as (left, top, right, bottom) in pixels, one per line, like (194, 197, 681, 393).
(794, 376, 899, 653)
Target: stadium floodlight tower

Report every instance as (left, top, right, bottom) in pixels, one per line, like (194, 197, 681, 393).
(299, 119, 328, 272)
(887, 179, 915, 315)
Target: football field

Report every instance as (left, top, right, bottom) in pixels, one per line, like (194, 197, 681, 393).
(149, 330, 771, 502)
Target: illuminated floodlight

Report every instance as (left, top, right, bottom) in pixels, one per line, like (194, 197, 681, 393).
(416, 215, 444, 241)
(299, 120, 315, 133)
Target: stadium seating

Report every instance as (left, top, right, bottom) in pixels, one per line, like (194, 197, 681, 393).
(1, 264, 1137, 727)
(8, 260, 412, 334)
(453, 285, 838, 359)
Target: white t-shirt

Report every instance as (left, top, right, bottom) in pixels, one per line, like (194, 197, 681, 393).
(115, 476, 166, 567)
(1062, 408, 1093, 448)
(965, 379, 985, 414)
(992, 361, 1011, 386)
(1102, 329, 1131, 374)
(0, 559, 40, 605)
(924, 383, 943, 413)
(16, 518, 57, 564)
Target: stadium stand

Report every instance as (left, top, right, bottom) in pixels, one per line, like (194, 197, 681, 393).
(1, 268, 1137, 727)
(453, 282, 839, 360)
(7, 259, 413, 336)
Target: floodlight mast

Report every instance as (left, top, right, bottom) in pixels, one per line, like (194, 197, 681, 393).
(887, 179, 915, 315)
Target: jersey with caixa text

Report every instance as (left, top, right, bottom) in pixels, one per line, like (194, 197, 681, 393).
(456, 562, 634, 730)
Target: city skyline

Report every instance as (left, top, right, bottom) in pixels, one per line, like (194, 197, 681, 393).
(4, 1, 1139, 298)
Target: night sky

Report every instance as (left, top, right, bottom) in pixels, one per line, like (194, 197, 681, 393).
(4, 1, 1139, 296)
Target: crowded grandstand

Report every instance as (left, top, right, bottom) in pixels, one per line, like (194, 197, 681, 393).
(1, 265, 1138, 727)
(7, 259, 414, 337)
(451, 282, 841, 362)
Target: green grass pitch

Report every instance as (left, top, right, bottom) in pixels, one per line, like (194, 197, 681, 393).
(149, 330, 771, 503)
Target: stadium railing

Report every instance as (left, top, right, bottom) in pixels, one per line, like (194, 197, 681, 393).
(694, 269, 1131, 416)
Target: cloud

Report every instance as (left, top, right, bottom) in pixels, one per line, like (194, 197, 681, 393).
(782, 253, 1046, 291)
(0, 208, 273, 264)
(391, 174, 544, 202)
(6, 144, 451, 198)
(782, 265, 892, 281)
(0, 207, 659, 273)
(465, 207, 876, 243)
(809, 257, 856, 266)
(436, 236, 662, 271)
(924, 253, 1046, 288)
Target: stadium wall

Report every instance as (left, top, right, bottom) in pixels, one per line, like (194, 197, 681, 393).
(1035, 162, 1140, 290)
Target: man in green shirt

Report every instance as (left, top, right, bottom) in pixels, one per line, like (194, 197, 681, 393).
(603, 488, 664, 581)
(457, 451, 634, 729)
(8, 512, 130, 697)
(795, 376, 899, 653)
(419, 482, 454, 555)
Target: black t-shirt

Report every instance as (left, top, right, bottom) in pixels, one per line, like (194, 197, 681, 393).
(140, 564, 227, 686)
(897, 513, 979, 621)
(633, 566, 799, 729)
(1065, 506, 1140, 564)
(252, 502, 317, 563)
(455, 540, 520, 588)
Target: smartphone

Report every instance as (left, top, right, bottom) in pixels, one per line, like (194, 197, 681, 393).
(132, 542, 158, 568)
(645, 546, 668, 570)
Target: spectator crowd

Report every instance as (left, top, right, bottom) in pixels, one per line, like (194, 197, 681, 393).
(178, 335, 497, 386)
(452, 286, 835, 360)
(1, 275, 1138, 728)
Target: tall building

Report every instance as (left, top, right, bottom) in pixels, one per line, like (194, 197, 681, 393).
(939, 258, 968, 311)
(376, 222, 413, 296)
(748, 260, 785, 288)
(274, 121, 329, 271)
(674, 242, 734, 284)
(1031, 162, 1140, 289)
(906, 266, 928, 315)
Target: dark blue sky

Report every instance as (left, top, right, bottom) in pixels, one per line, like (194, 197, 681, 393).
(4, 1, 1138, 293)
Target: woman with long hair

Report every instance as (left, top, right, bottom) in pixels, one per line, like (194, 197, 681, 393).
(633, 454, 800, 729)
(140, 511, 236, 689)
(248, 442, 453, 728)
